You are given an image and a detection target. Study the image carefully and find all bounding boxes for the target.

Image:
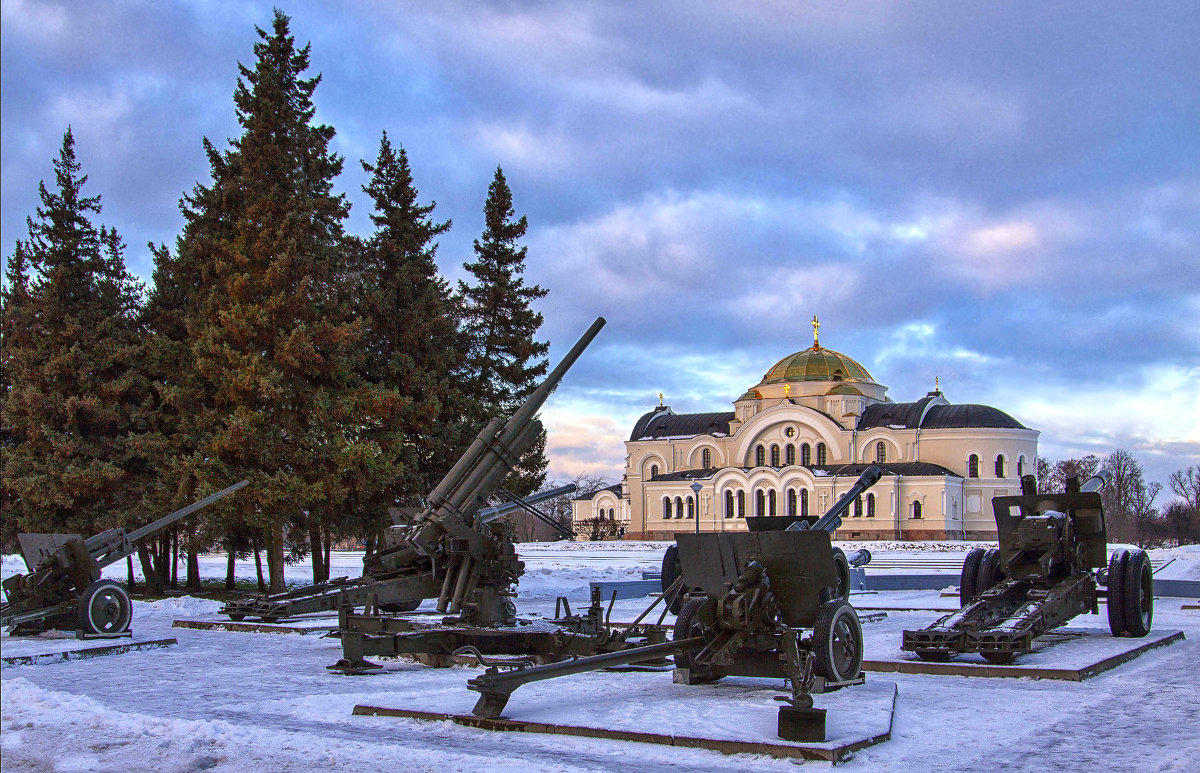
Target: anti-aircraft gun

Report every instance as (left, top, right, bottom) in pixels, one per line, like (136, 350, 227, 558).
(461, 465, 884, 743)
(1, 481, 248, 638)
(902, 471, 1153, 663)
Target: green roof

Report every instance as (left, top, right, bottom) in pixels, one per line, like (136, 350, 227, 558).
(758, 347, 873, 385)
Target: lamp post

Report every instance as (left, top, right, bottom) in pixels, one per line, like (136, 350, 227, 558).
(690, 482, 703, 534)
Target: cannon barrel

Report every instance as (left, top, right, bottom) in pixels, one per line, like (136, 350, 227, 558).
(1081, 471, 1111, 493)
(787, 466, 882, 534)
(477, 484, 577, 525)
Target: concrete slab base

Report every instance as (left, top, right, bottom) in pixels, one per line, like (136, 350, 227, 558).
(1, 637, 177, 667)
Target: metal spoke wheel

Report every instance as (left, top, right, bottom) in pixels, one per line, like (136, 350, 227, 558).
(661, 545, 684, 615)
(1106, 549, 1129, 636)
(959, 547, 986, 607)
(77, 580, 133, 636)
(812, 599, 863, 686)
(1121, 549, 1153, 637)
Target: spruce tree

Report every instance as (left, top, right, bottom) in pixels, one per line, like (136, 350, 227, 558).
(458, 167, 549, 496)
(0, 129, 150, 538)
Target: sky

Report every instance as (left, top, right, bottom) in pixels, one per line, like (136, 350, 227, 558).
(2, 1, 1198, 494)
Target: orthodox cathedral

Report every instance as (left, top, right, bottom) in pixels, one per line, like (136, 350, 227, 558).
(573, 318, 1038, 541)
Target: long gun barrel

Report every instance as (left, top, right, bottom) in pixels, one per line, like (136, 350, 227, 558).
(1081, 471, 1111, 493)
(787, 466, 882, 535)
(476, 484, 577, 525)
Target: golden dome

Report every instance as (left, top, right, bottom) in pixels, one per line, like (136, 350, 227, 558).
(758, 346, 874, 385)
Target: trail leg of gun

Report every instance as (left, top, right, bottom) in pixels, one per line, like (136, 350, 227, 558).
(449, 556, 474, 614)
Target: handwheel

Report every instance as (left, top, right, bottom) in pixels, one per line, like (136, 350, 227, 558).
(77, 579, 133, 636)
(661, 545, 684, 615)
(1106, 549, 1129, 636)
(1121, 549, 1153, 637)
(960, 547, 986, 607)
(812, 599, 863, 685)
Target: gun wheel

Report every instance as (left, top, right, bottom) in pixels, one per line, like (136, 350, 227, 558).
(959, 548, 986, 607)
(975, 548, 1004, 595)
(673, 596, 716, 679)
(812, 599, 863, 686)
(1122, 549, 1153, 637)
(821, 548, 852, 603)
(661, 545, 684, 615)
(1107, 549, 1129, 636)
(77, 579, 133, 636)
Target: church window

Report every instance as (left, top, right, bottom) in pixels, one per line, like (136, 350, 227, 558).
(787, 489, 797, 517)
(876, 441, 886, 464)
(968, 454, 980, 478)
(687, 496, 695, 519)
(770, 445, 781, 467)
(609, 508, 615, 520)
(702, 449, 712, 469)
(867, 493, 876, 517)
(1018, 456, 1025, 477)
(854, 495, 862, 517)
(650, 464, 659, 479)
(817, 443, 828, 465)
(768, 489, 777, 516)
(755, 490, 766, 517)
(801, 444, 811, 466)
(800, 489, 809, 516)
(785, 444, 795, 466)
(737, 490, 746, 518)
(675, 496, 684, 519)
(725, 490, 734, 518)
(662, 497, 671, 519)
(912, 500, 923, 519)
(755, 445, 766, 467)
(995, 454, 1006, 478)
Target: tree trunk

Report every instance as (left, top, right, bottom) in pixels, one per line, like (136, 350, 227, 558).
(364, 531, 376, 557)
(252, 535, 266, 593)
(225, 544, 237, 592)
(186, 524, 201, 592)
(126, 554, 137, 591)
(171, 527, 180, 588)
(156, 535, 170, 588)
(309, 521, 326, 585)
(266, 521, 286, 593)
(137, 542, 163, 595)
(323, 525, 332, 583)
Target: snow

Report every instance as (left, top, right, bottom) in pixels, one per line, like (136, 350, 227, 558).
(3, 543, 1200, 771)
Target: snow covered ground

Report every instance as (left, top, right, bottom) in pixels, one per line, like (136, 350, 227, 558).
(2, 542, 1199, 771)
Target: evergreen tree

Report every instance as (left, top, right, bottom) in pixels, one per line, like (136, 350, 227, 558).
(352, 132, 466, 533)
(458, 167, 549, 496)
(1, 245, 34, 544)
(186, 11, 367, 589)
(0, 129, 150, 538)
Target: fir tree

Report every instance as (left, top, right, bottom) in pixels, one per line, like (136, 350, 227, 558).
(458, 167, 549, 496)
(0, 129, 150, 538)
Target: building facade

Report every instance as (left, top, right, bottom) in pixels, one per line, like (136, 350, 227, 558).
(573, 327, 1038, 541)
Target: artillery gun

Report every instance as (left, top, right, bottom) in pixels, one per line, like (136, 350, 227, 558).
(219, 484, 575, 623)
(902, 471, 1153, 663)
(461, 466, 884, 742)
(1, 481, 248, 638)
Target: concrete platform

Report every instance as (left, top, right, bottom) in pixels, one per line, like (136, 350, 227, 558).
(353, 669, 897, 763)
(1, 637, 177, 667)
(864, 627, 1184, 680)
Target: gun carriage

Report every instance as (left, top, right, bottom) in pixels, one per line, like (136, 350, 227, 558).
(1, 481, 248, 638)
(902, 471, 1154, 663)
(460, 466, 884, 742)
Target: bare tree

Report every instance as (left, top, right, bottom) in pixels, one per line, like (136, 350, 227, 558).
(1101, 449, 1161, 546)
(508, 472, 615, 542)
(1037, 455, 1101, 494)
(1165, 466, 1200, 545)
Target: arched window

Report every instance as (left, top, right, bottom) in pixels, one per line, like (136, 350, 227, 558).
(675, 496, 684, 519)
(768, 490, 777, 516)
(800, 489, 809, 516)
(853, 495, 862, 517)
(968, 454, 980, 478)
(755, 490, 766, 517)
(650, 464, 659, 479)
(787, 489, 797, 517)
(702, 449, 712, 469)
(687, 496, 695, 519)
(912, 500, 923, 519)
(770, 445, 781, 467)
(662, 497, 671, 519)
(785, 444, 795, 466)
(737, 490, 746, 518)
(876, 441, 886, 464)
(755, 445, 766, 467)
(801, 444, 811, 466)
(817, 443, 827, 465)
(1018, 455, 1025, 477)
(609, 508, 615, 520)
(867, 493, 876, 517)
(995, 454, 1006, 478)
(725, 490, 734, 519)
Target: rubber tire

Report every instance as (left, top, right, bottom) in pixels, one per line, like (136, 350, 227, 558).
(1107, 549, 1129, 636)
(960, 548, 986, 607)
(77, 579, 133, 635)
(661, 544, 684, 615)
(821, 547, 852, 603)
(981, 650, 1016, 665)
(1122, 549, 1153, 637)
(811, 599, 864, 684)
(673, 596, 708, 671)
(378, 598, 422, 613)
(976, 548, 1004, 596)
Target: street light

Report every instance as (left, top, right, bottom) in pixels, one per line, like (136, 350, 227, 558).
(690, 481, 703, 534)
